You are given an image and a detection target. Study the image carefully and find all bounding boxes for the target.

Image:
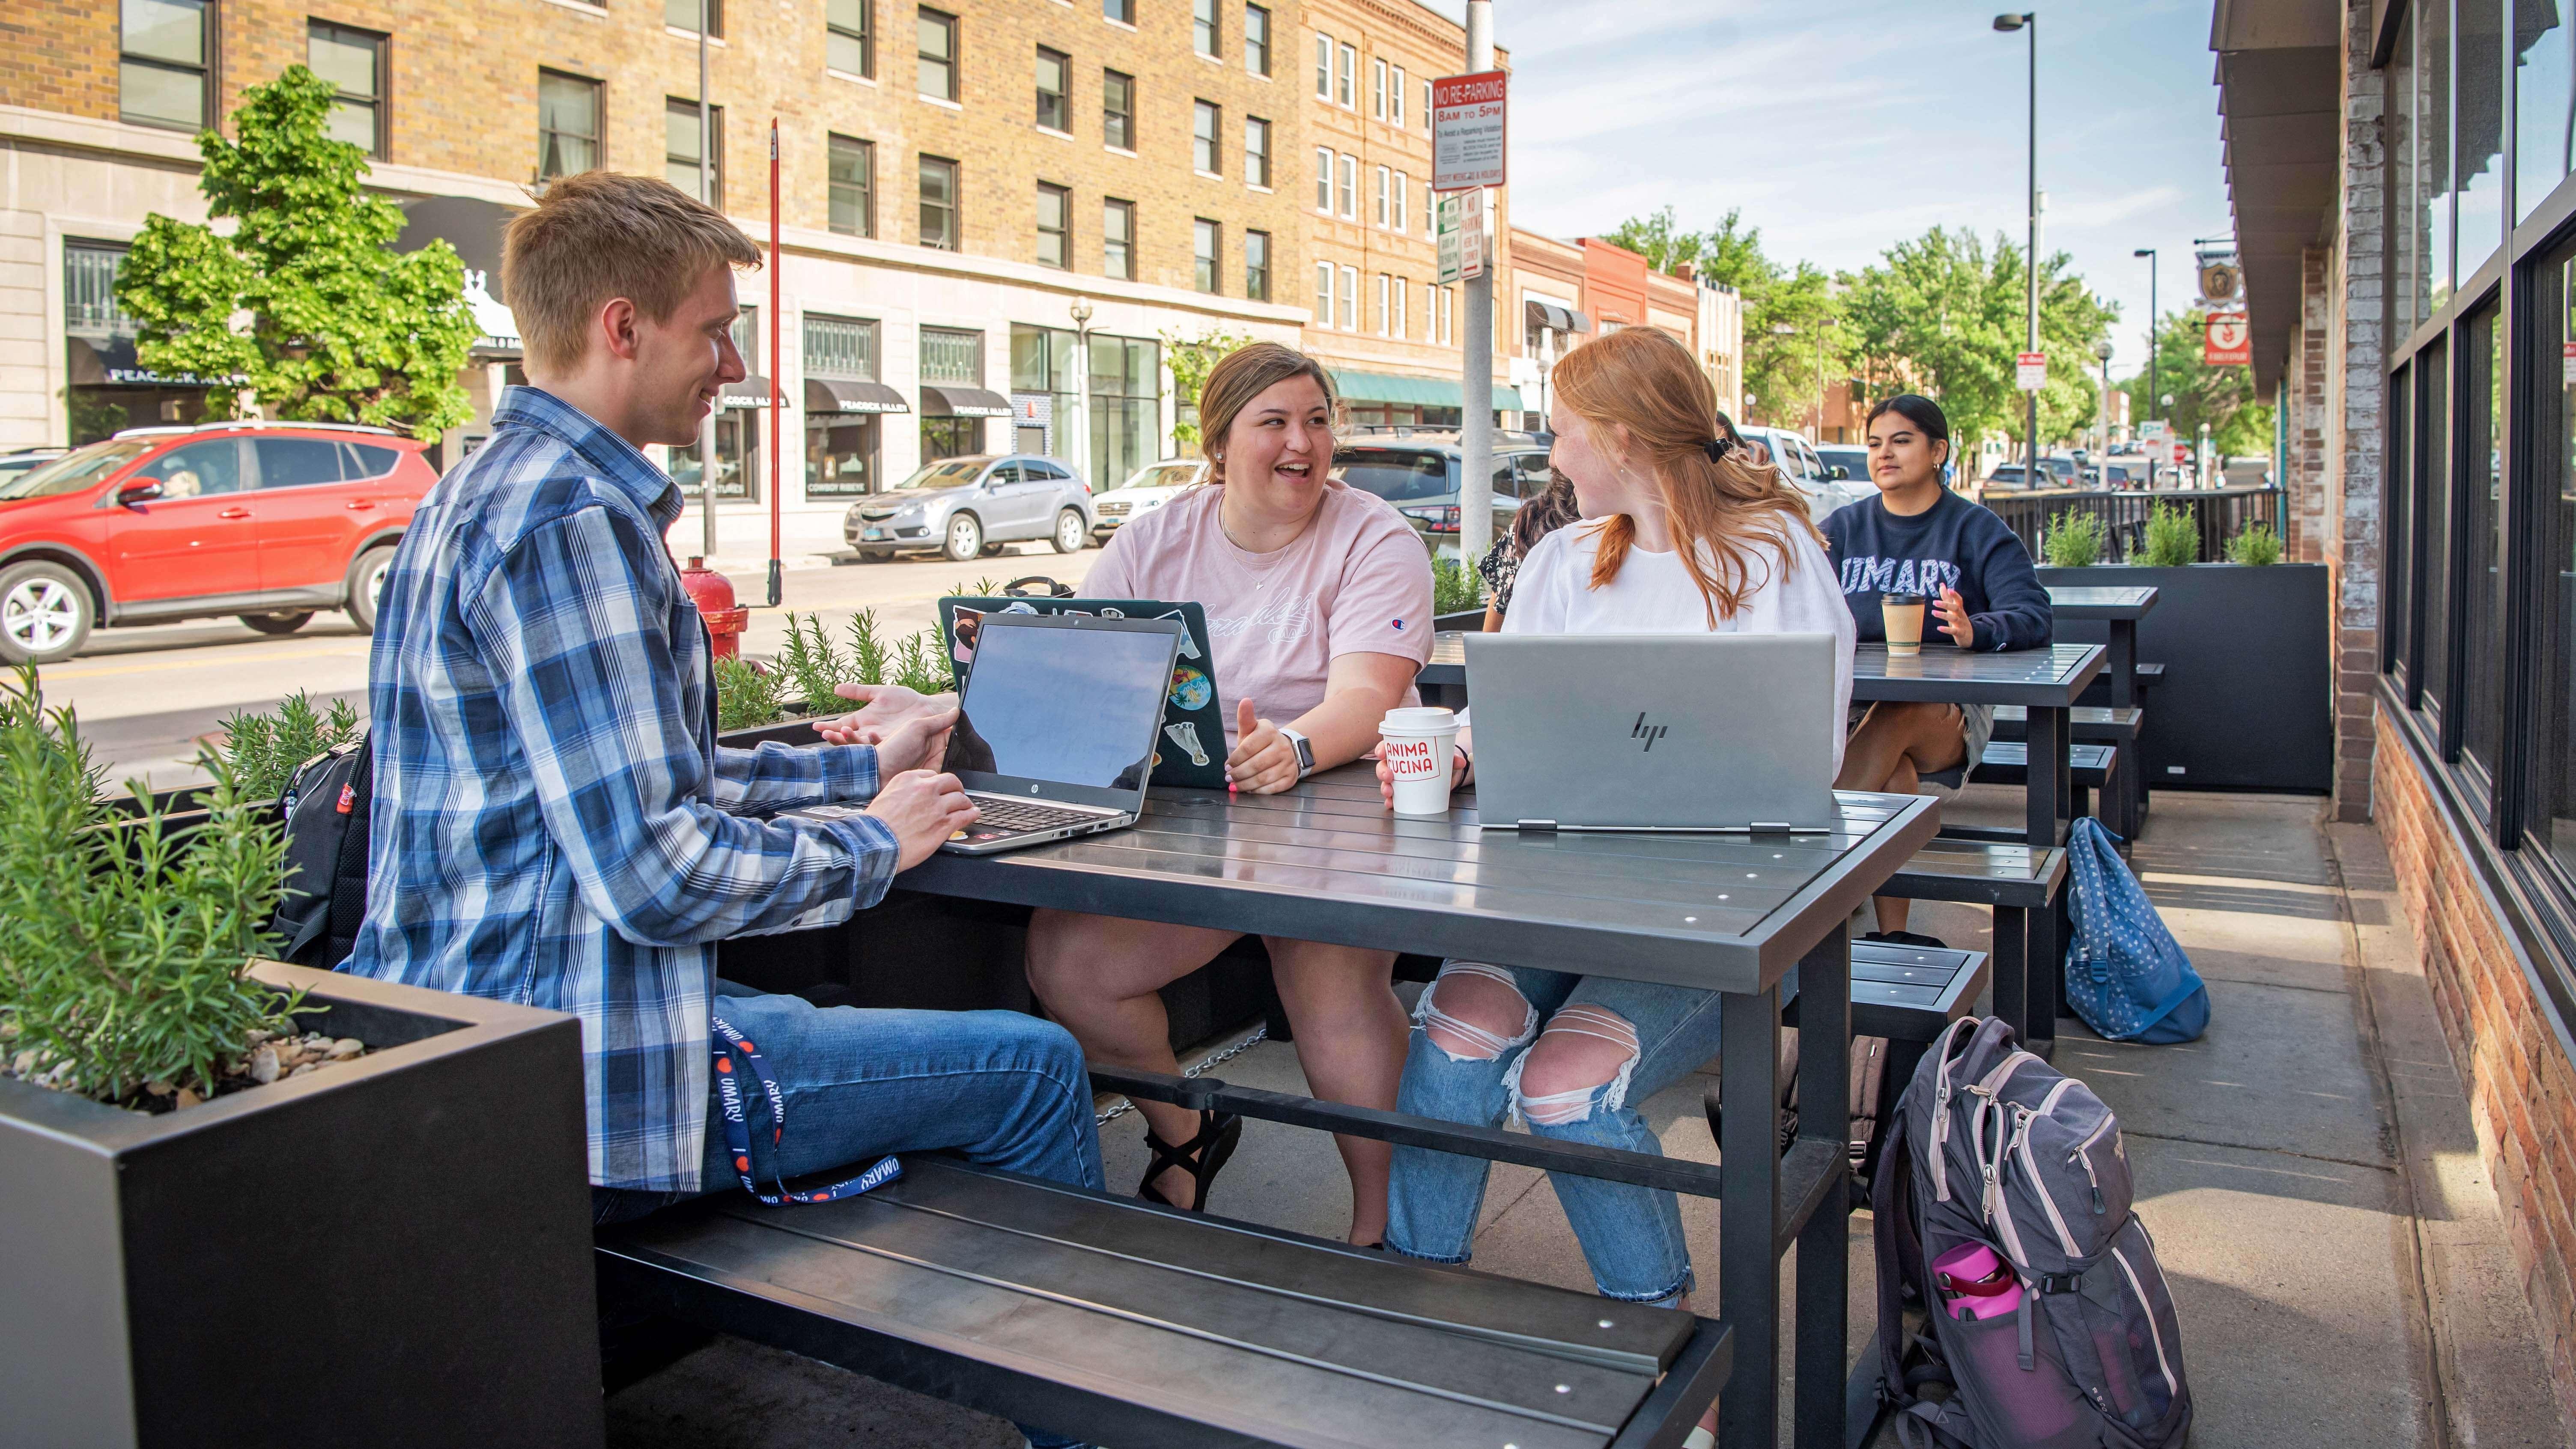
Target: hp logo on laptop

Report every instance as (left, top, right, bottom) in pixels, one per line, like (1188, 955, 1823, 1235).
(1631, 713, 1670, 752)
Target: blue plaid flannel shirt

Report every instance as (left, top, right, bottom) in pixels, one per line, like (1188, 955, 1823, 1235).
(345, 386, 901, 1191)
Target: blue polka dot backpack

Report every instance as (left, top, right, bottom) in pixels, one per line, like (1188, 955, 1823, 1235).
(2063, 818, 2210, 1045)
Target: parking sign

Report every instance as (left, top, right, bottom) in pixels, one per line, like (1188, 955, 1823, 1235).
(2016, 352, 2048, 391)
(1432, 72, 1507, 191)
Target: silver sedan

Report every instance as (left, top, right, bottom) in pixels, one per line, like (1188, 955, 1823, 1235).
(844, 454, 1095, 563)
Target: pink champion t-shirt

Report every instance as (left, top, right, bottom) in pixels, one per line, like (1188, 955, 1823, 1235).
(1087, 480, 1434, 746)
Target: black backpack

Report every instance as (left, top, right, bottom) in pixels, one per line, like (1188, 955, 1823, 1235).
(272, 734, 374, 969)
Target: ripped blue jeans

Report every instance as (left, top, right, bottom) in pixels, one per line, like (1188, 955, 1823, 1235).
(1385, 962, 1727, 1303)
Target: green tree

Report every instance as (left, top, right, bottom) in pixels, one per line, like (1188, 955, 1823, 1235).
(1605, 206, 1847, 428)
(116, 66, 475, 441)
(1160, 326, 1254, 448)
(2121, 309, 2272, 456)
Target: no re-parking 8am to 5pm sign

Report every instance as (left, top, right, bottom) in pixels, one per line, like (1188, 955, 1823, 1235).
(1432, 71, 1507, 191)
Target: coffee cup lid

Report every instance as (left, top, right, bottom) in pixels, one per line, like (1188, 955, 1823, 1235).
(1881, 592, 1928, 605)
(1381, 706, 1458, 733)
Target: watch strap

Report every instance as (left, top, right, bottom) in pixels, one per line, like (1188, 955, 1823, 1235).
(1279, 727, 1315, 778)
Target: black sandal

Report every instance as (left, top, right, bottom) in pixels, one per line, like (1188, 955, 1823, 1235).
(1136, 1110, 1243, 1212)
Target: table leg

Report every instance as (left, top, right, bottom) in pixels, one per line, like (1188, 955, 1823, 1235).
(2027, 892, 2061, 1061)
(1792, 924, 1852, 1449)
(2109, 620, 2137, 712)
(2026, 705, 2070, 848)
(1718, 981, 1782, 1449)
(1990, 903, 2028, 1042)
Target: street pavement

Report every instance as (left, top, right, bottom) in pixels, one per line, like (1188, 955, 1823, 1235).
(40, 541, 1108, 791)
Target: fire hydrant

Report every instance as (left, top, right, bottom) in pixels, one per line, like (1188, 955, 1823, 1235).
(677, 555, 750, 659)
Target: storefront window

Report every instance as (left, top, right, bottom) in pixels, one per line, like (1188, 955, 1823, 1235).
(921, 325, 987, 460)
(2394, 8, 2419, 335)
(2463, 304, 2504, 781)
(805, 315, 881, 498)
(674, 311, 759, 498)
(2423, 337, 2453, 720)
(2425, 0, 2455, 315)
(1009, 325, 1160, 487)
(2528, 249, 2576, 873)
(2459, 0, 2506, 279)
(2516, 0, 2574, 224)
(2387, 359, 2412, 680)
(62, 240, 208, 444)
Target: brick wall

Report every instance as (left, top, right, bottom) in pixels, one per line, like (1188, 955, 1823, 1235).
(2329, 0, 2385, 823)
(2373, 706, 2576, 1429)
(2287, 244, 2328, 564)
(0, 0, 117, 122)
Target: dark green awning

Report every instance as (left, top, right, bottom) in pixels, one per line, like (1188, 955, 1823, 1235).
(1330, 370, 1524, 412)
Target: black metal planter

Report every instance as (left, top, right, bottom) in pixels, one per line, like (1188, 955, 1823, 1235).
(2037, 562, 2332, 792)
(0, 963, 603, 1449)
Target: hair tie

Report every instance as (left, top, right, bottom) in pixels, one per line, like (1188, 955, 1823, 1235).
(1703, 436, 1735, 463)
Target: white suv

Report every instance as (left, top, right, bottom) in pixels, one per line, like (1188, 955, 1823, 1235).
(1740, 426, 1874, 523)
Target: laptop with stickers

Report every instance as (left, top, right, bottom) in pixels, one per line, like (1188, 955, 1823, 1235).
(939, 594, 1227, 788)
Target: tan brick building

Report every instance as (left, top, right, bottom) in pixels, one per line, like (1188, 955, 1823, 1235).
(1, 0, 1345, 561)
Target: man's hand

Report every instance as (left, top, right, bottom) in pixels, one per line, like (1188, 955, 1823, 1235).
(1933, 587, 1976, 649)
(817, 682, 954, 746)
(864, 769, 979, 871)
(1226, 698, 1300, 794)
(869, 704, 958, 777)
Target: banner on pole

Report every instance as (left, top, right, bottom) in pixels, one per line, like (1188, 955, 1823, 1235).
(2016, 352, 2048, 392)
(2204, 312, 2251, 367)
(1431, 71, 1507, 191)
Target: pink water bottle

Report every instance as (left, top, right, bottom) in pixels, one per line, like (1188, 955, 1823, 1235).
(1932, 1243, 2022, 1321)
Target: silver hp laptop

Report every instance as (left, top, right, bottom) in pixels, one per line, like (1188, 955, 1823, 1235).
(790, 611, 1184, 855)
(1466, 632, 1840, 832)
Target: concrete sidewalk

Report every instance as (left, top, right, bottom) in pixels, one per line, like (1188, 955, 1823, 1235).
(605, 790, 2571, 1448)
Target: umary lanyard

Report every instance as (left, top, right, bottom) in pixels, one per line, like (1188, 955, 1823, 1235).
(710, 1014, 903, 1206)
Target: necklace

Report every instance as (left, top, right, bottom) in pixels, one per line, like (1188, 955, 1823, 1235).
(1215, 490, 1312, 593)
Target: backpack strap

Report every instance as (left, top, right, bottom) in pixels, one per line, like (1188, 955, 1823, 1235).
(320, 733, 375, 965)
(1872, 1108, 1921, 1407)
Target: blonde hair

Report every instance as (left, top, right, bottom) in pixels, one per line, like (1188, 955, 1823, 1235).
(501, 172, 763, 373)
(1195, 342, 1338, 483)
(1550, 327, 1822, 626)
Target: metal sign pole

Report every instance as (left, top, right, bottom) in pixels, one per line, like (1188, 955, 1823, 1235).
(1459, 0, 1495, 570)
(698, 1, 718, 562)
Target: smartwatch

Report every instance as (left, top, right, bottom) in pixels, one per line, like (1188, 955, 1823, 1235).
(1278, 727, 1316, 779)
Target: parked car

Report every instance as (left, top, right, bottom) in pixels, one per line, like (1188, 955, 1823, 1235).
(0, 448, 68, 484)
(1815, 443, 1871, 485)
(1091, 458, 1207, 540)
(1739, 426, 1874, 522)
(0, 421, 436, 665)
(843, 453, 1093, 563)
(1330, 431, 1554, 558)
(1980, 464, 2047, 492)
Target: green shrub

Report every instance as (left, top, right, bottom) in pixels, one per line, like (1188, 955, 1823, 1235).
(2225, 521, 2284, 566)
(1431, 555, 1485, 616)
(891, 629, 954, 696)
(2043, 510, 2105, 568)
(0, 665, 299, 1105)
(712, 656, 784, 733)
(2139, 502, 2198, 567)
(772, 612, 849, 714)
(215, 689, 361, 802)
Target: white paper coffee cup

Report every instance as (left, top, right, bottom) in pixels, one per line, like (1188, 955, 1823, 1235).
(1380, 707, 1461, 817)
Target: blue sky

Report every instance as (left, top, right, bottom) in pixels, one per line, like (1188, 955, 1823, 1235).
(1417, 0, 2236, 379)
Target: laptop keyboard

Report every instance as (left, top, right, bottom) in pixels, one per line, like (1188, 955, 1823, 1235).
(968, 796, 1106, 834)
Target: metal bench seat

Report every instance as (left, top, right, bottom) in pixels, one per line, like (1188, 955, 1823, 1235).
(1877, 840, 2068, 1055)
(598, 1156, 1731, 1449)
(1993, 705, 2150, 834)
(1828, 939, 1989, 1040)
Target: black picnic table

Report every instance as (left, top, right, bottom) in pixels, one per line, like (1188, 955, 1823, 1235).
(899, 764, 1941, 1449)
(2045, 584, 2158, 709)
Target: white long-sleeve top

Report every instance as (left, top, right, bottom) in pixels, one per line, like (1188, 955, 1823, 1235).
(1482, 516, 1857, 775)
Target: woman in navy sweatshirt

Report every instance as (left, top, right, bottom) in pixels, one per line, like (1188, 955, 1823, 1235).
(1825, 394, 2052, 947)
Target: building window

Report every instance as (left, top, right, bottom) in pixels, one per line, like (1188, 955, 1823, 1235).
(805, 314, 881, 497)
(1035, 46, 1070, 131)
(666, 98, 722, 207)
(1194, 218, 1220, 293)
(1438, 284, 1453, 344)
(1245, 116, 1270, 188)
(1337, 153, 1357, 218)
(917, 8, 957, 102)
(676, 310, 760, 498)
(1391, 275, 1406, 338)
(918, 154, 959, 249)
(122, 0, 209, 131)
(665, 0, 722, 36)
(1314, 32, 1332, 98)
(1336, 43, 1356, 107)
(2528, 250, 2576, 871)
(1373, 164, 1389, 226)
(1422, 79, 1432, 131)
(1374, 273, 1389, 336)
(537, 71, 601, 182)
(1193, 100, 1220, 175)
(829, 134, 874, 236)
(1103, 70, 1134, 150)
(1338, 265, 1358, 330)
(1392, 170, 1408, 233)
(1036, 183, 1070, 269)
(1391, 65, 1405, 125)
(827, 0, 872, 77)
(1371, 57, 1386, 119)
(1103, 198, 1134, 279)
(2460, 302, 2505, 782)
(307, 22, 386, 156)
(1104, 0, 1133, 23)
(1314, 146, 1332, 211)
(1245, 230, 1270, 301)
(921, 326, 983, 383)
(1193, 0, 1219, 57)
(1245, 5, 1270, 75)
(1013, 325, 1158, 490)
(1315, 262, 1335, 328)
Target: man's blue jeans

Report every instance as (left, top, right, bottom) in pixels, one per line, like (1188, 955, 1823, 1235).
(1384, 963, 1727, 1304)
(593, 989, 1106, 1449)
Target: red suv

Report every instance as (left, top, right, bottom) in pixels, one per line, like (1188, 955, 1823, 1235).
(0, 421, 436, 665)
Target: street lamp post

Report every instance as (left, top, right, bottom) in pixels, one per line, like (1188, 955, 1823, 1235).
(1069, 298, 1095, 487)
(2094, 338, 2114, 471)
(1995, 12, 2036, 480)
(2133, 247, 2158, 431)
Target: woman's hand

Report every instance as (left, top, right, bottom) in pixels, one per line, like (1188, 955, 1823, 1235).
(1226, 698, 1301, 794)
(817, 682, 956, 745)
(1374, 733, 1474, 809)
(1933, 586, 1976, 649)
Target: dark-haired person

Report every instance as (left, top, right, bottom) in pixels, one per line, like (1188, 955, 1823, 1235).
(830, 343, 1432, 1243)
(1473, 467, 1579, 629)
(1827, 393, 2053, 947)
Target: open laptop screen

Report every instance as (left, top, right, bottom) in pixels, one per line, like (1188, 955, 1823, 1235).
(949, 618, 1172, 790)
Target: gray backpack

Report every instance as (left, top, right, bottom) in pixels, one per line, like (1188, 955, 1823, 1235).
(1871, 1017, 2192, 1448)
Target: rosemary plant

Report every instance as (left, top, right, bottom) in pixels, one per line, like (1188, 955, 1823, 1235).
(712, 656, 785, 733)
(2224, 522, 2284, 566)
(1431, 555, 1485, 616)
(2042, 511, 2106, 569)
(2138, 502, 2198, 567)
(216, 690, 361, 802)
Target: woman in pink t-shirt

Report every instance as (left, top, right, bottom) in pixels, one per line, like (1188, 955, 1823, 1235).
(1034, 343, 1431, 1242)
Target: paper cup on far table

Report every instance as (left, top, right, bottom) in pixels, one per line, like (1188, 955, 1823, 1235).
(1380, 707, 1461, 817)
